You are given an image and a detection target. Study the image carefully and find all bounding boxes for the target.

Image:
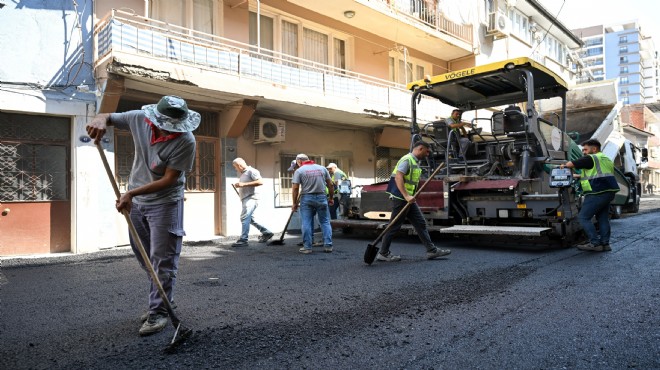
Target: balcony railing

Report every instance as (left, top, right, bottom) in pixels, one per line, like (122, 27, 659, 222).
(374, 0, 473, 44)
(93, 10, 443, 121)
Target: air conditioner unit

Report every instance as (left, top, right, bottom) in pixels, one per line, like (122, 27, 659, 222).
(254, 118, 285, 143)
(487, 11, 510, 38)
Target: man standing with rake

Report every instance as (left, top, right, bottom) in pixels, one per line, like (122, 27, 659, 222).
(86, 95, 198, 336)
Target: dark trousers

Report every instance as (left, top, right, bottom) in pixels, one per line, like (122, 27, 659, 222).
(380, 197, 435, 255)
(578, 192, 616, 245)
(129, 199, 184, 314)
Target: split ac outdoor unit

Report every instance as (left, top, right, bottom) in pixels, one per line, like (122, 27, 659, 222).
(254, 118, 286, 143)
(487, 11, 510, 38)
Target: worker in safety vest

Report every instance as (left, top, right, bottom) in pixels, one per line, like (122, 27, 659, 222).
(326, 163, 350, 219)
(377, 141, 451, 262)
(562, 139, 620, 252)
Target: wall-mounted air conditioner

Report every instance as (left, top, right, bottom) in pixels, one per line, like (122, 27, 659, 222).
(254, 118, 285, 143)
(487, 11, 510, 38)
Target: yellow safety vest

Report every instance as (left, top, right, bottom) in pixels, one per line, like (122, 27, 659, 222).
(580, 152, 620, 195)
(386, 153, 421, 200)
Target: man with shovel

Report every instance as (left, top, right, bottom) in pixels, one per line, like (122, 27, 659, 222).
(231, 157, 274, 247)
(86, 95, 199, 337)
(377, 141, 451, 262)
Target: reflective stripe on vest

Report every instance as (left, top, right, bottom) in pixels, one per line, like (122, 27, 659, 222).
(579, 152, 620, 195)
(386, 153, 421, 200)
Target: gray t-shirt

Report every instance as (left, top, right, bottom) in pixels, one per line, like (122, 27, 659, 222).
(292, 163, 331, 194)
(239, 166, 261, 200)
(110, 111, 196, 205)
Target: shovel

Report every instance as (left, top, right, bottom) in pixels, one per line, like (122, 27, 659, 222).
(96, 142, 192, 353)
(268, 193, 301, 246)
(364, 162, 445, 265)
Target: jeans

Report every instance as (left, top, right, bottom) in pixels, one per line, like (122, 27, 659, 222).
(380, 197, 435, 256)
(300, 193, 332, 249)
(239, 196, 270, 241)
(578, 192, 616, 245)
(129, 199, 184, 314)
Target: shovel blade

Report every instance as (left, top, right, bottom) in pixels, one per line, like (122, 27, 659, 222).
(364, 243, 379, 265)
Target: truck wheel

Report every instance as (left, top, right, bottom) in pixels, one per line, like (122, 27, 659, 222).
(610, 205, 622, 219)
(630, 194, 640, 213)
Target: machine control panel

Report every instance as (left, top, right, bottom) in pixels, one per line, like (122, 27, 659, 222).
(550, 168, 573, 188)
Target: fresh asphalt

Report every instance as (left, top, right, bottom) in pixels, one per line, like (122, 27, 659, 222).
(1, 198, 659, 369)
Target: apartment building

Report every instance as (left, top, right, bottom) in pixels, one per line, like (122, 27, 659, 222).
(0, 0, 584, 255)
(573, 21, 659, 105)
(621, 104, 660, 193)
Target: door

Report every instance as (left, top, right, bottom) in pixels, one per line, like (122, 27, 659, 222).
(0, 112, 71, 255)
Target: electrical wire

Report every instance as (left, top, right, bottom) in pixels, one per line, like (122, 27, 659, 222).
(529, 0, 566, 57)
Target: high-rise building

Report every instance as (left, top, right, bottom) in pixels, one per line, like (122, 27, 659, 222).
(572, 21, 659, 104)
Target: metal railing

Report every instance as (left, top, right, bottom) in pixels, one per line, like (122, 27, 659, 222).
(93, 10, 447, 118)
(375, 0, 473, 44)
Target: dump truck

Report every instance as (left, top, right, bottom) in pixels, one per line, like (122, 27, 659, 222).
(542, 81, 644, 218)
(333, 58, 587, 247)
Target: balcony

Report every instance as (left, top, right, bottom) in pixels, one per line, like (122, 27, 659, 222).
(288, 0, 473, 59)
(93, 11, 444, 128)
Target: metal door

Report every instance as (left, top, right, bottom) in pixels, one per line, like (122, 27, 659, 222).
(0, 113, 70, 255)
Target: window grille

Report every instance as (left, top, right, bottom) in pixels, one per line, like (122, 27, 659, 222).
(0, 112, 70, 201)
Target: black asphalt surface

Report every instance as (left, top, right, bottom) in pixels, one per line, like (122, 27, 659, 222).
(1, 197, 659, 369)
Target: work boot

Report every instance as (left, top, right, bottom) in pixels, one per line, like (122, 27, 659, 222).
(376, 252, 401, 262)
(231, 239, 249, 248)
(576, 242, 604, 252)
(139, 313, 168, 336)
(258, 232, 274, 243)
(427, 248, 451, 260)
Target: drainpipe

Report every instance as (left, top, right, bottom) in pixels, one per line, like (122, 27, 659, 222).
(257, 0, 261, 53)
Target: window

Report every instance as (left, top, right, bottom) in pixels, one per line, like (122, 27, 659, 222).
(249, 12, 274, 58)
(248, 9, 350, 71)
(582, 47, 603, 57)
(619, 35, 628, 44)
(388, 50, 430, 85)
(620, 56, 628, 64)
(375, 147, 408, 183)
(620, 76, 629, 84)
(150, 0, 216, 35)
(540, 34, 566, 64)
(0, 112, 70, 201)
(620, 66, 629, 74)
(276, 154, 348, 207)
(619, 46, 628, 54)
(585, 37, 602, 47)
(508, 8, 530, 43)
(303, 27, 328, 66)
